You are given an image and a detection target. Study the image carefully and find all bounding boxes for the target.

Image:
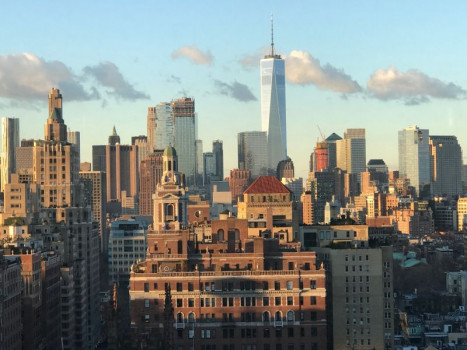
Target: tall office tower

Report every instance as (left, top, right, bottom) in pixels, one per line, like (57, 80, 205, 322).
(195, 139, 203, 186)
(261, 19, 287, 172)
(148, 102, 175, 152)
(203, 152, 216, 185)
(139, 150, 164, 216)
(146, 106, 156, 152)
(172, 97, 196, 185)
(326, 132, 342, 171)
(307, 171, 335, 224)
(212, 140, 224, 181)
(430, 136, 463, 196)
(132, 135, 148, 173)
(92, 145, 106, 171)
(276, 157, 294, 179)
(238, 131, 268, 178)
(301, 191, 315, 224)
(67, 130, 80, 165)
(79, 171, 107, 247)
(41, 252, 62, 350)
(27, 88, 100, 349)
(398, 126, 430, 197)
(336, 128, 366, 177)
(314, 140, 329, 172)
(229, 169, 251, 202)
(1, 117, 19, 192)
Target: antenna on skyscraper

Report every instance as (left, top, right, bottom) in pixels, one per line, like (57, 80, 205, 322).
(270, 14, 275, 56)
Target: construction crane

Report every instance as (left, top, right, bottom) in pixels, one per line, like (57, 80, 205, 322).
(317, 125, 326, 142)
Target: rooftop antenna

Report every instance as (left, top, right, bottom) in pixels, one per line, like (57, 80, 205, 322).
(270, 14, 275, 56)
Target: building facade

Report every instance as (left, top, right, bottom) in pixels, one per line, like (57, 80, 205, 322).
(429, 135, 463, 197)
(261, 35, 287, 172)
(238, 131, 268, 178)
(172, 97, 196, 185)
(398, 126, 430, 197)
(1, 117, 20, 192)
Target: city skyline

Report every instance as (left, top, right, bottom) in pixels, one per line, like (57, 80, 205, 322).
(1, 2, 467, 179)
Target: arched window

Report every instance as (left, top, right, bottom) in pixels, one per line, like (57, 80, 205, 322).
(263, 311, 270, 322)
(217, 229, 224, 242)
(177, 312, 184, 323)
(188, 312, 195, 323)
(287, 311, 295, 322)
(167, 204, 174, 221)
(275, 311, 282, 321)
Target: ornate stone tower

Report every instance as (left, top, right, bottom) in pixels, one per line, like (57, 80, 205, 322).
(152, 146, 188, 231)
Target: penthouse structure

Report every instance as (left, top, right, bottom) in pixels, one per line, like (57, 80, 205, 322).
(129, 150, 327, 349)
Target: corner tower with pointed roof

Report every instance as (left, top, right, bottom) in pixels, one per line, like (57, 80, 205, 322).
(108, 126, 120, 146)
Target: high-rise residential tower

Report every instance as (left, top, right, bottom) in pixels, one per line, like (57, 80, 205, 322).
(261, 18, 287, 172)
(429, 135, 463, 196)
(147, 102, 175, 153)
(398, 126, 430, 197)
(238, 131, 268, 178)
(1, 117, 20, 192)
(212, 139, 223, 181)
(172, 97, 196, 185)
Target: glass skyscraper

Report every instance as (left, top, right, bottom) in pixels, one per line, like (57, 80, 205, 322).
(398, 126, 430, 196)
(260, 26, 287, 172)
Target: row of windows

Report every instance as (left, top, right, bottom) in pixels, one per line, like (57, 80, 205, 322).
(169, 280, 319, 293)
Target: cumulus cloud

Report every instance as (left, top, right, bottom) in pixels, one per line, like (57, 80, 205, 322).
(171, 45, 213, 65)
(367, 66, 466, 104)
(214, 80, 257, 102)
(239, 47, 269, 70)
(285, 50, 362, 93)
(0, 53, 98, 101)
(83, 61, 149, 100)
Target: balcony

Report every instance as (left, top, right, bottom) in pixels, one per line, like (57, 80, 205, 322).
(175, 322, 185, 329)
(274, 320, 283, 328)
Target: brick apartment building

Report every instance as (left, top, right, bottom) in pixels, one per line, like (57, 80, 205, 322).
(129, 147, 327, 350)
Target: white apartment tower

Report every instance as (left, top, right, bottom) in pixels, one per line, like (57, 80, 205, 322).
(1, 117, 20, 192)
(260, 17, 287, 172)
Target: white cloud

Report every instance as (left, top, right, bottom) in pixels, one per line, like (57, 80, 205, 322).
(84, 62, 149, 100)
(285, 50, 362, 93)
(367, 66, 466, 104)
(0, 53, 98, 100)
(213, 80, 257, 102)
(171, 45, 213, 65)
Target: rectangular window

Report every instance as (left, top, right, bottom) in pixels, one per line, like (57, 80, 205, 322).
(263, 297, 269, 306)
(287, 296, 293, 306)
(177, 283, 183, 292)
(275, 297, 281, 306)
(263, 281, 269, 290)
(286, 281, 293, 290)
(310, 280, 316, 289)
(274, 281, 280, 290)
(310, 296, 316, 305)
(188, 282, 194, 291)
(144, 283, 149, 292)
(188, 298, 194, 307)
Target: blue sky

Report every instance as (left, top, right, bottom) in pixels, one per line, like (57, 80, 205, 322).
(1, 1, 467, 179)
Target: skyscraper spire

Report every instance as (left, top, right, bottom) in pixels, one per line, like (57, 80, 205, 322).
(270, 14, 275, 56)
